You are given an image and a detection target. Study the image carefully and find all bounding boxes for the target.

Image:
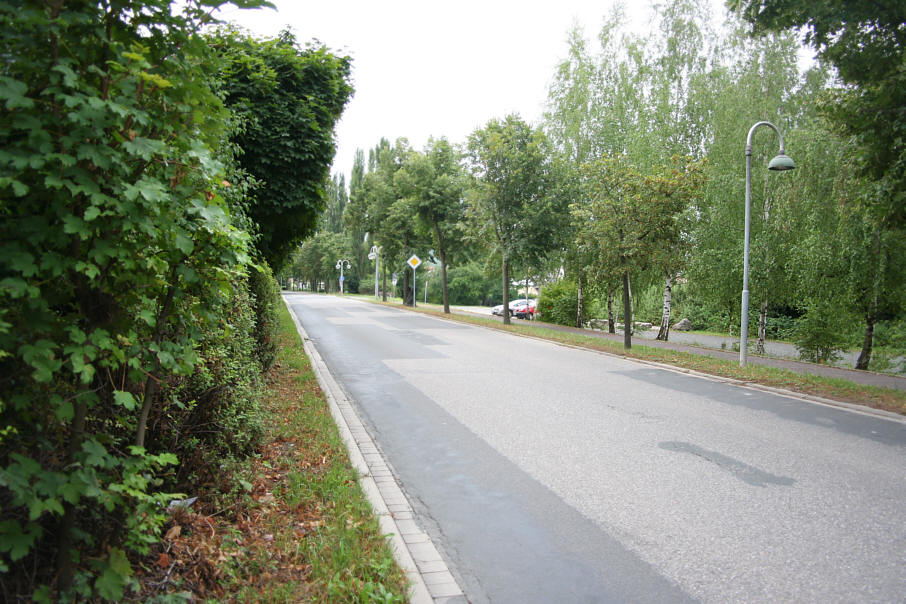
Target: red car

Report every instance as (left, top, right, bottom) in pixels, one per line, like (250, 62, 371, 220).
(510, 299, 537, 319)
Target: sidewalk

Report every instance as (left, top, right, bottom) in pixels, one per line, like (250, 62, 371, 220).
(451, 307, 906, 393)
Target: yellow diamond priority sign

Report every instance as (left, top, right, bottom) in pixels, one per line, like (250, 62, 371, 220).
(407, 255, 421, 269)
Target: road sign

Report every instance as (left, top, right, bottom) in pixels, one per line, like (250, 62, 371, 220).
(339, 275, 344, 282)
(407, 255, 421, 269)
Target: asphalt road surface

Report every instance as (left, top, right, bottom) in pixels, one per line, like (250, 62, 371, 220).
(285, 293, 906, 603)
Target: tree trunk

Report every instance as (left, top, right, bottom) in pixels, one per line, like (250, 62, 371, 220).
(856, 227, 882, 370)
(656, 272, 672, 341)
(756, 298, 768, 355)
(622, 272, 632, 349)
(576, 272, 584, 328)
(56, 397, 87, 590)
(403, 269, 413, 306)
(440, 249, 450, 314)
(756, 187, 773, 356)
(381, 262, 387, 301)
(856, 310, 876, 370)
(502, 257, 511, 325)
(607, 289, 615, 333)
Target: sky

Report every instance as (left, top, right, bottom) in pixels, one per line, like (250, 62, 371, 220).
(216, 0, 731, 179)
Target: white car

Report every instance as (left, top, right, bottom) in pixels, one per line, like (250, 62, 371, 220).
(492, 299, 534, 318)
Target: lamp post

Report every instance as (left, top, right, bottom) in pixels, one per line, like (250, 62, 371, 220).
(740, 121, 796, 367)
(335, 259, 351, 294)
(368, 246, 380, 299)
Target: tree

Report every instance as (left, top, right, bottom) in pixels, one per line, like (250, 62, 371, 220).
(344, 149, 372, 293)
(321, 173, 348, 234)
(684, 25, 804, 339)
(777, 116, 906, 368)
(465, 115, 560, 325)
(729, 0, 906, 228)
(353, 138, 426, 303)
(214, 28, 353, 269)
(574, 155, 705, 348)
(396, 138, 466, 313)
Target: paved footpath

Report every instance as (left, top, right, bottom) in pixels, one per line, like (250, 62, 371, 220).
(452, 307, 906, 393)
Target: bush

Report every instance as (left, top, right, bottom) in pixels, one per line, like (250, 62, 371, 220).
(793, 301, 850, 363)
(539, 280, 579, 326)
(249, 264, 281, 372)
(445, 262, 500, 305)
(358, 275, 376, 296)
(0, 2, 272, 599)
(155, 275, 266, 492)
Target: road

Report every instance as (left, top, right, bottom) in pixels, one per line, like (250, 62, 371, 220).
(285, 292, 906, 603)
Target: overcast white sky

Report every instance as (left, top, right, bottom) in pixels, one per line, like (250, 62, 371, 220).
(217, 0, 730, 179)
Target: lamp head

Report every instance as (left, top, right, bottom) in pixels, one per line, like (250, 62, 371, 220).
(768, 154, 796, 171)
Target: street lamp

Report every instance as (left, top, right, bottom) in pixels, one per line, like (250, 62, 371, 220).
(335, 259, 351, 294)
(368, 245, 380, 299)
(740, 121, 796, 367)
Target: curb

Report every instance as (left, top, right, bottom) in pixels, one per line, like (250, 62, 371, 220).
(283, 296, 466, 604)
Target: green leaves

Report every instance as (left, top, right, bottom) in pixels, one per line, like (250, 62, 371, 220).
(0, 75, 34, 109)
(113, 391, 138, 411)
(0, 521, 42, 562)
(93, 548, 136, 601)
(122, 137, 166, 160)
(19, 339, 61, 382)
(214, 27, 353, 268)
(0, 0, 270, 595)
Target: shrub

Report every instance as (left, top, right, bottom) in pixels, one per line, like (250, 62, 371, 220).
(539, 279, 579, 326)
(249, 264, 280, 372)
(0, 1, 269, 599)
(358, 275, 376, 297)
(793, 301, 850, 363)
(155, 275, 266, 492)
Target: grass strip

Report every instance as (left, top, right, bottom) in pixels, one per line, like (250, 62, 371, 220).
(263, 301, 409, 602)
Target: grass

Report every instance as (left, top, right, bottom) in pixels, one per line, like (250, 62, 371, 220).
(353, 297, 906, 416)
(135, 301, 409, 602)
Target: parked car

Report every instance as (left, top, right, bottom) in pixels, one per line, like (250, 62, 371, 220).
(491, 299, 530, 317)
(492, 299, 536, 319)
(511, 299, 537, 319)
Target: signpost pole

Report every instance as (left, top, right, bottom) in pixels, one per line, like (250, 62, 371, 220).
(406, 255, 422, 308)
(368, 246, 380, 299)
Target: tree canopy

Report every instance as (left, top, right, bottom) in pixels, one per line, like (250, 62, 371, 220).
(215, 28, 353, 268)
(729, 0, 906, 227)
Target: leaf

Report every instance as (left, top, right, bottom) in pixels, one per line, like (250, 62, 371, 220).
(82, 439, 111, 468)
(7, 249, 38, 277)
(137, 309, 156, 326)
(0, 277, 28, 298)
(84, 206, 101, 221)
(122, 137, 166, 160)
(113, 391, 137, 411)
(164, 525, 181, 541)
(174, 230, 194, 255)
(0, 520, 41, 561)
(0, 76, 34, 109)
(55, 401, 75, 422)
(62, 214, 90, 238)
(19, 340, 61, 382)
(94, 548, 133, 601)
